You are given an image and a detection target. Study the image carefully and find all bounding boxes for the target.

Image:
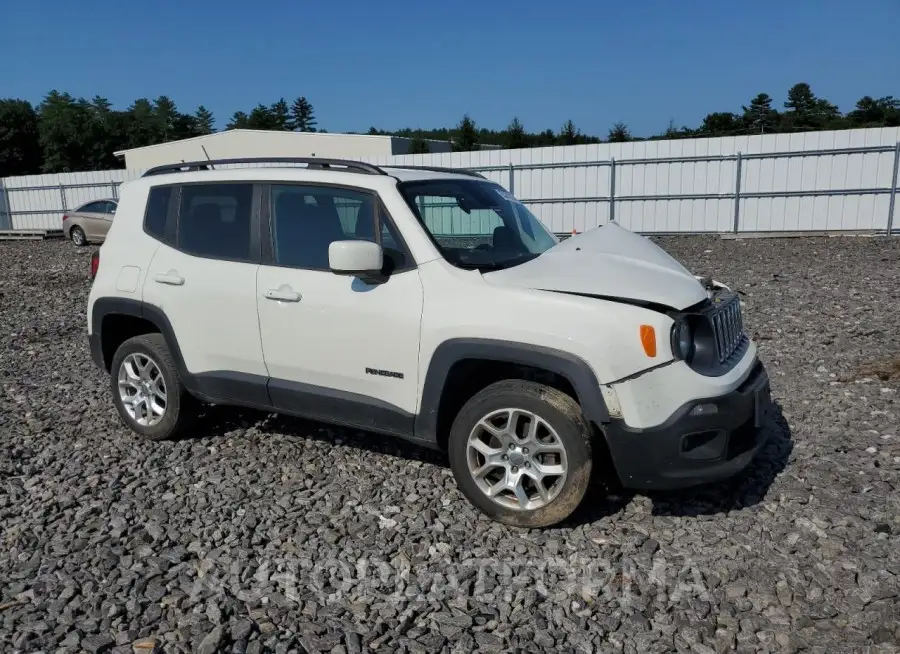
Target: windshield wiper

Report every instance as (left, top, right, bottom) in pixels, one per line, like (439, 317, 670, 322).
(456, 253, 540, 272)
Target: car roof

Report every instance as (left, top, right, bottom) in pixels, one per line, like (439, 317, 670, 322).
(132, 164, 492, 189)
(380, 167, 488, 183)
(75, 198, 117, 208)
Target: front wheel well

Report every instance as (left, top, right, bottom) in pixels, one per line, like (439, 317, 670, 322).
(434, 359, 579, 452)
(99, 314, 160, 371)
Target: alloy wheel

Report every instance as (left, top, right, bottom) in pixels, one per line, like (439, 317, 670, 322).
(117, 353, 167, 427)
(466, 408, 569, 511)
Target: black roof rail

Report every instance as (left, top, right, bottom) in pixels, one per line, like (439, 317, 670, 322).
(382, 164, 487, 179)
(142, 157, 387, 178)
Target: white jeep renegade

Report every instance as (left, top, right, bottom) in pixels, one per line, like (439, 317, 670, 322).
(87, 158, 772, 527)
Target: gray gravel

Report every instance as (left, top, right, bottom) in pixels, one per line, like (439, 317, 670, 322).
(1, 235, 899, 653)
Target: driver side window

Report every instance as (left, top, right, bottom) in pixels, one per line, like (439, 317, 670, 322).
(270, 185, 412, 272)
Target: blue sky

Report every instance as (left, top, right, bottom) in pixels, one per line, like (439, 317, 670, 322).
(3, 0, 898, 136)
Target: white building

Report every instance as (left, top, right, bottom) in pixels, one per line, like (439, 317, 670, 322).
(113, 129, 452, 170)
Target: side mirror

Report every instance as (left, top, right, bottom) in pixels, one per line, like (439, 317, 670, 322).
(328, 240, 384, 281)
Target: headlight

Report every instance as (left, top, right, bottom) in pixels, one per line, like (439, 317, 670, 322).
(671, 319, 695, 362)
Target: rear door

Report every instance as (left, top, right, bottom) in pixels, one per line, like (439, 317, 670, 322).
(95, 200, 117, 240)
(76, 201, 112, 240)
(140, 182, 270, 405)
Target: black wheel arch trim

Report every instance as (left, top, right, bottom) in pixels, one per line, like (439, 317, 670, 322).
(92, 304, 611, 447)
(92, 297, 278, 407)
(91, 297, 188, 374)
(90, 297, 426, 444)
(414, 338, 611, 442)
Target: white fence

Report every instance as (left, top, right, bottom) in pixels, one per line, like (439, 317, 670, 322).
(2, 126, 899, 234)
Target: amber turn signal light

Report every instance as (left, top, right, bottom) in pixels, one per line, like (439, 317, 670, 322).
(640, 325, 657, 357)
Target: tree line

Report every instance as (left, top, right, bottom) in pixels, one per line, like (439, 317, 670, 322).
(1, 83, 897, 177)
(0, 93, 319, 177)
(390, 84, 899, 152)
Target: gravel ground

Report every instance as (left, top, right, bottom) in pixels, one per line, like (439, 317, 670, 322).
(1, 235, 899, 654)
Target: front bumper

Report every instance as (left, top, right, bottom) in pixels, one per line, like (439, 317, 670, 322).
(604, 360, 772, 490)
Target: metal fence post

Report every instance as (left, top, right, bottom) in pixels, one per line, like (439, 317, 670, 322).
(609, 158, 616, 222)
(508, 162, 515, 195)
(887, 142, 900, 235)
(111, 182, 118, 200)
(732, 152, 743, 233)
(59, 184, 67, 212)
(0, 186, 10, 230)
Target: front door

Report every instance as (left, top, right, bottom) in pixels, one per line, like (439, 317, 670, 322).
(255, 183, 423, 437)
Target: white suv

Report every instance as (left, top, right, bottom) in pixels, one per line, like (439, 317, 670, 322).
(87, 158, 772, 527)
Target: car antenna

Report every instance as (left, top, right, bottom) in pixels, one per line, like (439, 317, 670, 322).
(200, 145, 215, 169)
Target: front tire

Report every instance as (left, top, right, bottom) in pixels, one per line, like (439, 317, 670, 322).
(448, 380, 593, 528)
(110, 333, 192, 440)
(70, 226, 87, 246)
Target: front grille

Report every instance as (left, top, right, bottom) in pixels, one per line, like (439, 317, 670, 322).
(711, 296, 744, 362)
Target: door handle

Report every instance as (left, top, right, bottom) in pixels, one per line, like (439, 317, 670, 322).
(264, 288, 301, 302)
(154, 271, 185, 286)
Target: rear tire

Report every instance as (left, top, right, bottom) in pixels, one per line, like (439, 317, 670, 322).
(110, 333, 193, 441)
(70, 226, 87, 246)
(448, 380, 593, 528)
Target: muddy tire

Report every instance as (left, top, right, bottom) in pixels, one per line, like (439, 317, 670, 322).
(448, 380, 593, 528)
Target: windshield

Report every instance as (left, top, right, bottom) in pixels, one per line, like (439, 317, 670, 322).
(398, 179, 559, 270)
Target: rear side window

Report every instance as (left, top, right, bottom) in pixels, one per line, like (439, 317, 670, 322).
(79, 201, 107, 213)
(144, 187, 171, 241)
(177, 183, 253, 262)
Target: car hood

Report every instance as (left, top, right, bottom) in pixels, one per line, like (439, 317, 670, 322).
(483, 223, 708, 310)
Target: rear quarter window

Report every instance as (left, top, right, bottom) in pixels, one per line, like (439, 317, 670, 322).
(144, 186, 173, 243)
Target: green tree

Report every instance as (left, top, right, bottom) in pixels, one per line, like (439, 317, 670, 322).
(0, 99, 42, 176)
(660, 119, 696, 140)
(226, 111, 250, 130)
(153, 96, 178, 141)
(784, 83, 817, 116)
(535, 129, 556, 146)
(37, 91, 105, 172)
(607, 122, 632, 142)
(247, 104, 278, 130)
(271, 98, 291, 130)
(699, 112, 743, 136)
(742, 93, 778, 134)
(91, 96, 113, 115)
(503, 117, 528, 149)
(87, 96, 128, 168)
(782, 83, 841, 130)
(557, 119, 580, 145)
(126, 98, 159, 148)
(454, 114, 479, 151)
(847, 96, 900, 127)
(172, 113, 201, 140)
(194, 106, 215, 134)
(291, 97, 317, 132)
(406, 133, 430, 154)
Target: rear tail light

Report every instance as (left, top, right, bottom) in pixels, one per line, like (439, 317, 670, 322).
(90, 251, 99, 280)
(62, 214, 69, 223)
